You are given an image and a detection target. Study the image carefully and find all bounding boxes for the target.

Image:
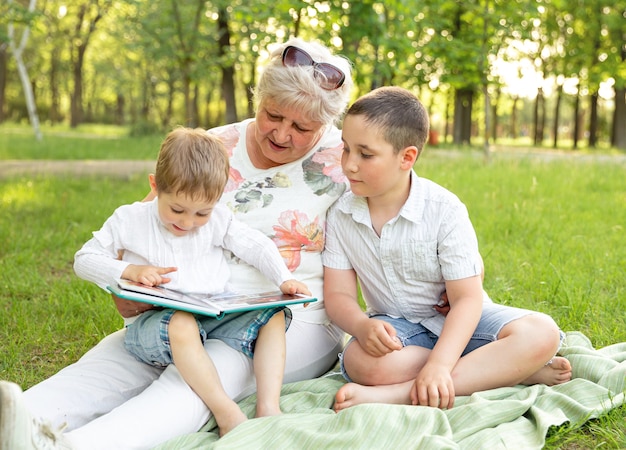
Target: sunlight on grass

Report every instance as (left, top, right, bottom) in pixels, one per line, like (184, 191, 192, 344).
(0, 122, 130, 137)
(0, 180, 38, 206)
(0, 125, 163, 160)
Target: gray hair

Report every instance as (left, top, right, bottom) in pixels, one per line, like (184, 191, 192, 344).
(254, 38, 353, 127)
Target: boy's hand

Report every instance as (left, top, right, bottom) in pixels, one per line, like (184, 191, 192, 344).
(279, 279, 311, 296)
(356, 318, 403, 357)
(122, 264, 177, 287)
(409, 362, 455, 409)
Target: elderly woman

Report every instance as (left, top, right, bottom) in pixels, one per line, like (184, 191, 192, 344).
(2, 38, 353, 449)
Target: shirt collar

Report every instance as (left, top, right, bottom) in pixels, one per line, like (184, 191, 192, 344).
(337, 170, 424, 227)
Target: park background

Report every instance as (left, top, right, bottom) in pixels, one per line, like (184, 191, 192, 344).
(1, 1, 625, 448)
(1, 0, 625, 150)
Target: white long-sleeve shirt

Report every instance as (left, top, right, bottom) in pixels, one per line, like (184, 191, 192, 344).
(74, 198, 293, 302)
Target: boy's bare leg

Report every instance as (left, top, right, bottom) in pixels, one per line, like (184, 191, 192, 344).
(253, 311, 286, 418)
(335, 314, 572, 411)
(169, 312, 247, 436)
(448, 314, 571, 394)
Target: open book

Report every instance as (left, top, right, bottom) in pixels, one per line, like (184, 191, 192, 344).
(107, 279, 316, 319)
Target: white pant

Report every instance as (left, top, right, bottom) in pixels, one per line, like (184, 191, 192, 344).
(24, 318, 344, 449)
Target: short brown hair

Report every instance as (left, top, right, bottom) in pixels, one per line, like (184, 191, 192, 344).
(345, 87, 430, 157)
(154, 127, 229, 203)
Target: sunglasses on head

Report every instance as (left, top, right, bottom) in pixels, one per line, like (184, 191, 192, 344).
(281, 45, 346, 90)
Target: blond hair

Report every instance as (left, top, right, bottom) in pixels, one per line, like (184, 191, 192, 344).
(154, 127, 229, 203)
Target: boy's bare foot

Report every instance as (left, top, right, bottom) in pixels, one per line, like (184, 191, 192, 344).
(333, 382, 411, 412)
(522, 356, 572, 386)
(216, 407, 248, 437)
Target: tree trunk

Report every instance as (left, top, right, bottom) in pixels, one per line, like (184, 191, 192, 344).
(140, 78, 149, 122)
(7, 0, 41, 140)
(613, 86, 626, 149)
(510, 96, 518, 139)
(163, 77, 175, 128)
(573, 92, 581, 149)
(552, 83, 563, 149)
(482, 83, 491, 160)
(49, 50, 61, 123)
(490, 87, 499, 143)
(444, 90, 452, 144)
(192, 82, 200, 127)
(116, 93, 125, 125)
(588, 91, 599, 148)
(533, 88, 545, 147)
(204, 89, 213, 129)
(0, 46, 7, 123)
(182, 72, 194, 127)
(69, 3, 105, 128)
(453, 87, 473, 145)
(246, 58, 256, 119)
(218, 7, 237, 124)
(70, 45, 86, 128)
(612, 42, 626, 149)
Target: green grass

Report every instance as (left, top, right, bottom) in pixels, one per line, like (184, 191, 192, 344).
(0, 129, 624, 448)
(0, 123, 162, 160)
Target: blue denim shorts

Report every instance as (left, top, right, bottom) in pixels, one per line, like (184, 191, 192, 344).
(339, 302, 563, 382)
(124, 307, 291, 367)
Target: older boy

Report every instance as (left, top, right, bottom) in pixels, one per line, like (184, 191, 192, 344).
(323, 87, 571, 411)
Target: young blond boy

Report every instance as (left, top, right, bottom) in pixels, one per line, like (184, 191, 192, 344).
(323, 87, 572, 411)
(74, 127, 309, 435)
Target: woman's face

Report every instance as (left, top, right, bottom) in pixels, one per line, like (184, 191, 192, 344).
(252, 98, 325, 167)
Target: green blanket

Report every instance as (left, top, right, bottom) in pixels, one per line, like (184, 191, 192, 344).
(156, 332, 625, 449)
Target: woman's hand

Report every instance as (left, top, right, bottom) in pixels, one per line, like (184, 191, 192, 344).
(111, 294, 156, 318)
(355, 318, 403, 357)
(433, 291, 451, 316)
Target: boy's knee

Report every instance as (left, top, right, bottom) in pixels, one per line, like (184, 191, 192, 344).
(506, 313, 561, 358)
(168, 311, 198, 341)
(343, 344, 390, 385)
(268, 310, 285, 325)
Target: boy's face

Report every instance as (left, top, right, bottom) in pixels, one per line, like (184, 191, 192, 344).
(156, 191, 216, 237)
(341, 114, 413, 200)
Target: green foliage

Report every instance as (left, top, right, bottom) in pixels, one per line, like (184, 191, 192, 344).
(2, 0, 623, 148)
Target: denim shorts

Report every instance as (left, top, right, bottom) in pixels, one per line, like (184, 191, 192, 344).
(124, 307, 291, 367)
(339, 302, 563, 382)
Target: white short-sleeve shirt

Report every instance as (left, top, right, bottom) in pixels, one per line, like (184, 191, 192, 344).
(322, 171, 485, 335)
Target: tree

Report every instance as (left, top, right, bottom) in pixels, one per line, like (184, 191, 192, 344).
(65, 0, 110, 128)
(217, 6, 237, 125)
(0, 46, 6, 123)
(7, 0, 41, 139)
(605, 2, 626, 149)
